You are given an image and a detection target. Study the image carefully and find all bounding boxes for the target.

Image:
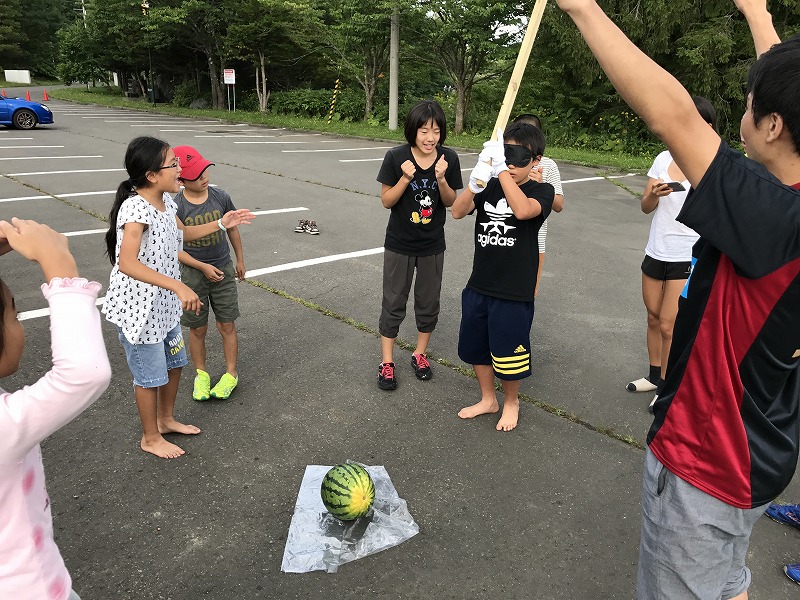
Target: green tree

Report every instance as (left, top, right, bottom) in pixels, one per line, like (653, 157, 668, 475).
(56, 20, 107, 84)
(153, 0, 229, 109)
(409, 0, 524, 133)
(227, 0, 322, 112)
(0, 0, 28, 69)
(321, 0, 394, 120)
(19, 0, 73, 77)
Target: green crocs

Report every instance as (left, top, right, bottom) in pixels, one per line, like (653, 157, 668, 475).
(193, 369, 211, 401)
(210, 373, 238, 400)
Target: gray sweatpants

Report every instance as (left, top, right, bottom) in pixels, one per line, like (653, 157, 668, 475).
(379, 249, 444, 338)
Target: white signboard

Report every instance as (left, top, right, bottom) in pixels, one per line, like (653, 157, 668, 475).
(223, 69, 236, 85)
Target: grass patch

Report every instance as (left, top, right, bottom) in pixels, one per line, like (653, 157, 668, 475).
(50, 87, 652, 172)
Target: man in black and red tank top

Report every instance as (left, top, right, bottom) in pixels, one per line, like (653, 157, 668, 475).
(555, 0, 800, 597)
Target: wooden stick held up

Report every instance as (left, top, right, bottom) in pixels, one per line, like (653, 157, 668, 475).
(476, 0, 549, 188)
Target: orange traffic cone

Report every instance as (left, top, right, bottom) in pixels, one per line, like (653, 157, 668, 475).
(25, 90, 31, 101)
(0, 89, 5, 97)
(42, 89, 49, 101)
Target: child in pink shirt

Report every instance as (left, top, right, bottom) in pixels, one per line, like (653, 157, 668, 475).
(0, 218, 112, 600)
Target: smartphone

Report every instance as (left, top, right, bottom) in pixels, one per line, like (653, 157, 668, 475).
(659, 181, 686, 192)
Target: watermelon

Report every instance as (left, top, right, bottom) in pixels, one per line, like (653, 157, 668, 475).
(320, 463, 375, 520)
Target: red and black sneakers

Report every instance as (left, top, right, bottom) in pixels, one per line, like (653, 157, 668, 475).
(378, 362, 397, 391)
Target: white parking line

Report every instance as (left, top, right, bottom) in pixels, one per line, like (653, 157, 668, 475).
(59, 207, 310, 238)
(64, 228, 106, 237)
(57, 190, 115, 198)
(0, 138, 34, 141)
(194, 131, 287, 137)
(0, 195, 49, 203)
(235, 141, 309, 145)
(0, 145, 65, 149)
(20, 298, 105, 321)
(0, 155, 102, 162)
(244, 247, 384, 278)
(339, 158, 384, 163)
(283, 146, 392, 153)
(7, 168, 124, 176)
(196, 133, 321, 139)
(454, 171, 639, 184)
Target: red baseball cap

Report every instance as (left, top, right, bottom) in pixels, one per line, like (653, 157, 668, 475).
(172, 145, 214, 181)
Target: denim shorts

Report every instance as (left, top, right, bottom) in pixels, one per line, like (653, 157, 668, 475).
(117, 323, 188, 388)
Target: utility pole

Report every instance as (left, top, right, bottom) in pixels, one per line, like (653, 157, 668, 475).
(142, 1, 155, 107)
(388, 7, 399, 131)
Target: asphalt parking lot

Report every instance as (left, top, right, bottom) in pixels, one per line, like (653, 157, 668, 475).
(2, 97, 800, 599)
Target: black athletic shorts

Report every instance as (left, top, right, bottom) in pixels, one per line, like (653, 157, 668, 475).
(641, 255, 692, 281)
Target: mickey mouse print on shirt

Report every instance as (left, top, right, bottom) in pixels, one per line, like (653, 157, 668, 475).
(411, 189, 435, 224)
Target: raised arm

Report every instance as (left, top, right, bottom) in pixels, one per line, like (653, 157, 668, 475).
(735, 0, 781, 57)
(555, 0, 720, 189)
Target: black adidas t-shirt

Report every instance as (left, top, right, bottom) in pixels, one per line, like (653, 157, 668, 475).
(648, 140, 800, 508)
(376, 144, 463, 256)
(466, 177, 554, 301)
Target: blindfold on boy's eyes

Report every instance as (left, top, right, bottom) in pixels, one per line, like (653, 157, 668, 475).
(504, 144, 533, 168)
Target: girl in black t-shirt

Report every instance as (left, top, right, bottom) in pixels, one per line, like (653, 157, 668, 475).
(374, 100, 463, 391)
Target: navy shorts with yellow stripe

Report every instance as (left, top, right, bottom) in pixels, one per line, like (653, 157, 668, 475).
(458, 287, 534, 380)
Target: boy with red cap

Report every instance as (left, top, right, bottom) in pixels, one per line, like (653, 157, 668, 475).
(172, 146, 245, 401)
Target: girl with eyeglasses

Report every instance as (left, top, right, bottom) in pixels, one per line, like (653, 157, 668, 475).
(103, 136, 253, 459)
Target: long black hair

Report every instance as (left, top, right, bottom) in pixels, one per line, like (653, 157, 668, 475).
(105, 136, 170, 265)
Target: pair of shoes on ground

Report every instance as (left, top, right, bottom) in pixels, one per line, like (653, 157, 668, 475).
(294, 219, 319, 235)
(764, 503, 800, 585)
(378, 353, 432, 390)
(193, 369, 238, 401)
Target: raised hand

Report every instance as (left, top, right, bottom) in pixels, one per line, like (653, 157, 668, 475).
(220, 209, 255, 229)
(0, 218, 78, 280)
(435, 155, 449, 181)
(483, 128, 508, 175)
(401, 160, 416, 182)
(469, 160, 493, 194)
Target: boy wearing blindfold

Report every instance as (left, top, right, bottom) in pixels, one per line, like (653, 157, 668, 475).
(451, 123, 555, 431)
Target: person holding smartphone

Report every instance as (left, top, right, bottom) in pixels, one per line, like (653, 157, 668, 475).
(626, 96, 717, 413)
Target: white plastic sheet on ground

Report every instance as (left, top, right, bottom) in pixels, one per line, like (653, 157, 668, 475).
(281, 464, 419, 573)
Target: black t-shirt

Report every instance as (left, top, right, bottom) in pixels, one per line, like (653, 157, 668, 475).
(648, 140, 800, 509)
(376, 144, 463, 256)
(466, 177, 554, 301)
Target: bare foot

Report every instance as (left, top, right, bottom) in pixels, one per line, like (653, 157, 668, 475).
(496, 399, 519, 432)
(458, 397, 500, 419)
(158, 418, 201, 435)
(141, 435, 185, 459)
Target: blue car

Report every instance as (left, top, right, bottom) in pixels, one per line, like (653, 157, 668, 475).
(0, 95, 54, 130)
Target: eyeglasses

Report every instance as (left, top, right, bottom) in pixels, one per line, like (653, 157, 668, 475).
(155, 156, 181, 171)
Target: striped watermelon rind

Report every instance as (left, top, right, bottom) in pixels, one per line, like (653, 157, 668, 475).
(320, 463, 375, 521)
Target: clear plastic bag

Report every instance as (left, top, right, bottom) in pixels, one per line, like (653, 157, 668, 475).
(281, 464, 419, 573)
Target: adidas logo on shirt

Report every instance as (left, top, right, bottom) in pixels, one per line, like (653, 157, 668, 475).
(514, 345, 526, 353)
